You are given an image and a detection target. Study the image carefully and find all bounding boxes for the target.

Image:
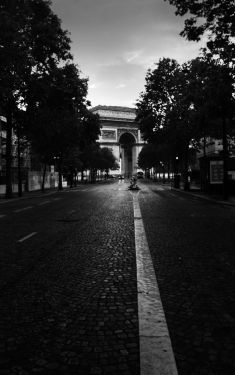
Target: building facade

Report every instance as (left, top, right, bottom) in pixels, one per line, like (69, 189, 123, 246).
(91, 105, 145, 177)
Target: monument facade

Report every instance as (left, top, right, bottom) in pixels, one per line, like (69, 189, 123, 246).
(91, 106, 145, 177)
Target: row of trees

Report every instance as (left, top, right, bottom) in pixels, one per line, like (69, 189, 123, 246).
(137, 0, 235, 196)
(65, 144, 119, 186)
(0, 0, 117, 198)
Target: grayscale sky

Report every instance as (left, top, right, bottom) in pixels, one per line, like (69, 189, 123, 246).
(51, 0, 205, 108)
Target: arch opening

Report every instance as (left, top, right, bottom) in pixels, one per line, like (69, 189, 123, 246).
(119, 132, 136, 178)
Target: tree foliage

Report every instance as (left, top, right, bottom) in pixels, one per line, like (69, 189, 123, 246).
(165, 0, 235, 62)
(0, 0, 101, 195)
(138, 144, 160, 170)
(0, 0, 72, 197)
(136, 55, 235, 190)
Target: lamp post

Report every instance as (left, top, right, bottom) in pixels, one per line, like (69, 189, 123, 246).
(174, 156, 180, 188)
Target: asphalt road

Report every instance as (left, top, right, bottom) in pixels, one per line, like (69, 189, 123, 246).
(0, 180, 234, 375)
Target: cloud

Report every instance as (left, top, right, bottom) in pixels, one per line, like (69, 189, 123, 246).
(115, 83, 126, 89)
(52, 0, 208, 108)
(123, 50, 143, 63)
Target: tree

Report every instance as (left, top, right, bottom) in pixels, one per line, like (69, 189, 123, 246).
(137, 54, 235, 193)
(138, 144, 160, 171)
(27, 63, 95, 191)
(165, 0, 235, 196)
(0, 0, 71, 197)
(165, 0, 235, 63)
(98, 147, 118, 177)
(136, 58, 181, 141)
(136, 58, 200, 189)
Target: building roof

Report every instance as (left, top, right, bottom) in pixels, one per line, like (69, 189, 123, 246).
(91, 105, 136, 114)
(91, 105, 137, 122)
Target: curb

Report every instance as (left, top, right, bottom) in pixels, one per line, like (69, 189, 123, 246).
(171, 187, 235, 207)
(0, 180, 116, 204)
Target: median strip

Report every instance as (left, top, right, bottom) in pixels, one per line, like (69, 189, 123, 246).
(18, 232, 37, 243)
(133, 193, 178, 375)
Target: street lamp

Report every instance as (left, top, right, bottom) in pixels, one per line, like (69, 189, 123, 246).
(174, 156, 180, 188)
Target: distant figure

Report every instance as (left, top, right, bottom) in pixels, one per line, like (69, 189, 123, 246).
(128, 175, 139, 190)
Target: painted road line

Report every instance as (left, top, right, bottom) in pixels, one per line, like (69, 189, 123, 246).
(0, 214, 6, 218)
(52, 198, 62, 201)
(13, 206, 33, 213)
(38, 200, 51, 206)
(133, 193, 178, 375)
(18, 232, 37, 243)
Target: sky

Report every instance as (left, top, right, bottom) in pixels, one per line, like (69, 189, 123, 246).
(51, 0, 205, 109)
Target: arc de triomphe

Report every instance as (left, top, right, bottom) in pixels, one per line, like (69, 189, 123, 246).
(91, 106, 145, 177)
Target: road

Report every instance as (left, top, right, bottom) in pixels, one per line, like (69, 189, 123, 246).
(0, 180, 234, 375)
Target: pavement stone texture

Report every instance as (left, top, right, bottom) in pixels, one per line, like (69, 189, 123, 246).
(0, 187, 140, 375)
(1, 181, 235, 375)
(138, 182, 235, 375)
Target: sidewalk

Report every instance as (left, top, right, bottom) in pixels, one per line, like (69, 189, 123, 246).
(171, 183, 235, 207)
(0, 179, 116, 203)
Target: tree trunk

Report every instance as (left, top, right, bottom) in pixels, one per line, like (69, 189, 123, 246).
(183, 148, 190, 191)
(41, 162, 47, 192)
(58, 159, 63, 190)
(17, 124, 22, 197)
(222, 116, 229, 200)
(5, 110, 13, 199)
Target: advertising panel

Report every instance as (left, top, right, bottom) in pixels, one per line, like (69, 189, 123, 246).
(210, 160, 223, 184)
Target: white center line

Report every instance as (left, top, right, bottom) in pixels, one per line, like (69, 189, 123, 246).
(14, 206, 33, 213)
(18, 232, 37, 243)
(133, 193, 178, 375)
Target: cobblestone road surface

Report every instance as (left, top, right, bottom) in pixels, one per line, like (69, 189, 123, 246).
(0, 180, 235, 375)
(0, 183, 139, 375)
(138, 181, 235, 375)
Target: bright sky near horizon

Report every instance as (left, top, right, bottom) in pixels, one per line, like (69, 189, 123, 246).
(51, 0, 205, 109)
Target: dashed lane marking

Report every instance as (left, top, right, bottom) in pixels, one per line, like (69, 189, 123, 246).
(0, 214, 6, 218)
(13, 206, 33, 213)
(133, 192, 178, 375)
(38, 200, 51, 206)
(18, 232, 37, 243)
